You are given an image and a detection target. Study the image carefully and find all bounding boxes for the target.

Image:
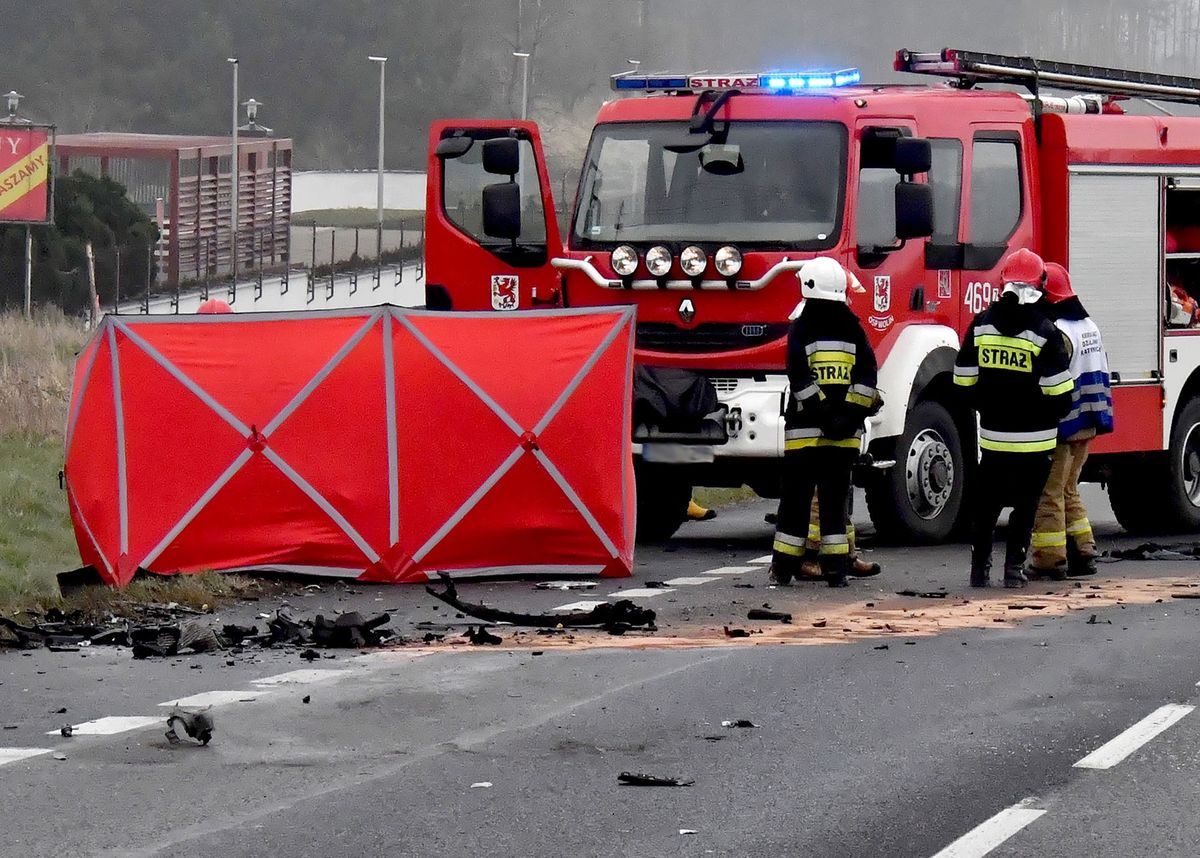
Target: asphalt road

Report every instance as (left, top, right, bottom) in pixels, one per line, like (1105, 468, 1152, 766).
(4, 487, 1200, 858)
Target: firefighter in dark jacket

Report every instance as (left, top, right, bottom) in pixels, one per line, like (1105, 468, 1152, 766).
(954, 249, 1074, 588)
(769, 257, 878, 588)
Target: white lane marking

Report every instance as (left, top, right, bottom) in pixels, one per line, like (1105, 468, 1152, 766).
(49, 716, 161, 736)
(251, 669, 347, 687)
(552, 600, 606, 613)
(0, 748, 53, 766)
(158, 690, 270, 708)
(929, 798, 1045, 858)
(608, 587, 677, 598)
(1073, 704, 1195, 770)
(702, 566, 757, 575)
(663, 576, 716, 586)
(749, 555, 772, 564)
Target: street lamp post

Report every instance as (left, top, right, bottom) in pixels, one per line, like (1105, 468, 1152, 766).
(513, 51, 530, 119)
(227, 57, 239, 279)
(368, 56, 387, 265)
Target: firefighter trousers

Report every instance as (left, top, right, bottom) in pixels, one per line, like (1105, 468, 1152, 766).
(773, 446, 855, 576)
(804, 493, 857, 557)
(971, 450, 1053, 574)
(1031, 439, 1096, 570)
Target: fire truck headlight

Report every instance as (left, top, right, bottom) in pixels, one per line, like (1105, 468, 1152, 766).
(714, 245, 743, 277)
(645, 245, 673, 278)
(680, 245, 707, 278)
(610, 245, 639, 277)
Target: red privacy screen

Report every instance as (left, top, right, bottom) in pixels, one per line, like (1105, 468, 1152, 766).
(65, 306, 635, 586)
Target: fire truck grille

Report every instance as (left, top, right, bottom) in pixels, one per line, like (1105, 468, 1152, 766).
(636, 322, 789, 353)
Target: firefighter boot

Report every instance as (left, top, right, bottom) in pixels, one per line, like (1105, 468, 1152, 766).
(970, 547, 992, 588)
(1003, 544, 1029, 589)
(1066, 539, 1098, 577)
(766, 565, 792, 586)
(822, 555, 849, 588)
(798, 554, 823, 580)
(849, 555, 882, 578)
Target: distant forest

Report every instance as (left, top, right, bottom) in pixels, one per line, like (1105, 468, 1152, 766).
(8, 0, 1200, 173)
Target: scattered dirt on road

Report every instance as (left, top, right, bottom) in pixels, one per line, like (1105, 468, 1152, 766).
(404, 576, 1200, 654)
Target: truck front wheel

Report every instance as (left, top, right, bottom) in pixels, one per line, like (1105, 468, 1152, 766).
(866, 400, 967, 544)
(1111, 396, 1200, 533)
(634, 460, 691, 543)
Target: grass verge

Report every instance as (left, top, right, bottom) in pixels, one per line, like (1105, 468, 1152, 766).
(693, 485, 760, 509)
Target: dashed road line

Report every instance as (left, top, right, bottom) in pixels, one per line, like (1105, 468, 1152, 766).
(929, 797, 1045, 858)
(158, 690, 270, 708)
(0, 748, 53, 767)
(48, 715, 161, 736)
(702, 566, 758, 576)
(552, 600, 607, 613)
(250, 669, 348, 686)
(1073, 703, 1194, 770)
(749, 555, 772, 564)
(608, 587, 677, 598)
(663, 576, 717, 586)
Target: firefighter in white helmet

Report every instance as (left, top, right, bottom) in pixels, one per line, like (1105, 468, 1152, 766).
(769, 258, 878, 588)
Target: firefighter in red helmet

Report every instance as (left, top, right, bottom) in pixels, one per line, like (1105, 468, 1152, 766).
(1028, 263, 1114, 578)
(954, 249, 1073, 588)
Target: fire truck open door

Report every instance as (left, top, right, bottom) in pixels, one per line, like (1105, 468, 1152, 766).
(1068, 170, 1164, 452)
(426, 120, 563, 312)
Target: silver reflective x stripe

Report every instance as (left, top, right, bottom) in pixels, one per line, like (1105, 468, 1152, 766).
(397, 314, 523, 436)
(107, 325, 129, 555)
(264, 448, 379, 563)
(67, 482, 112, 579)
(65, 334, 103, 450)
(263, 309, 383, 435)
(383, 313, 400, 546)
(410, 309, 634, 565)
(793, 383, 821, 402)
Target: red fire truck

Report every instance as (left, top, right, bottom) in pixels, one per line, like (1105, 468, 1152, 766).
(425, 48, 1200, 542)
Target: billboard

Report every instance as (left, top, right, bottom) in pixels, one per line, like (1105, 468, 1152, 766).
(0, 125, 52, 224)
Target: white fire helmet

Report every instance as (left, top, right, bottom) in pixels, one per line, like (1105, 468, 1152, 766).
(789, 257, 865, 320)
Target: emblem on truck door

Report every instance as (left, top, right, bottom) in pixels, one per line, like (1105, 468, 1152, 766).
(490, 275, 519, 311)
(678, 298, 696, 324)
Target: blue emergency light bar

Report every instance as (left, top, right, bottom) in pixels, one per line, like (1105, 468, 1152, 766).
(610, 68, 862, 93)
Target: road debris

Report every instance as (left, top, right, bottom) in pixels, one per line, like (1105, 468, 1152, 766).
(618, 772, 694, 787)
(896, 590, 948, 599)
(721, 719, 759, 728)
(300, 649, 320, 662)
(1171, 593, 1200, 600)
(470, 781, 493, 789)
(426, 573, 655, 631)
(302, 695, 311, 704)
(466, 626, 503, 645)
(723, 626, 752, 638)
(52, 752, 67, 761)
(1106, 542, 1200, 561)
(747, 609, 792, 623)
(534, 581, 597, 591)
(165, 708, 214, 746)
(60, 724, 73, 737)
(679, 829, 698, 835)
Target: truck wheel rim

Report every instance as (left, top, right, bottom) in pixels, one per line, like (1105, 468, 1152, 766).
(905, 429, 954, 520)
(1183, 423, 1200, 506)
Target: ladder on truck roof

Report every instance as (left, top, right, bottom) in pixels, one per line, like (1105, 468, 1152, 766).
(896, 48, 1200, 105)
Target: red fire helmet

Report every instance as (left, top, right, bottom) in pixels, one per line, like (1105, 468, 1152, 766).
(1000, 248, 1047, 287)
(1043, 263, 1075, 303)
(197, 299, 233, 314)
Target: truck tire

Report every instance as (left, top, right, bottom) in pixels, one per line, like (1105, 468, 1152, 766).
(1107, 457, 1169, 534)
(634, 461, 691, 543)
(866, 400, 967, 544)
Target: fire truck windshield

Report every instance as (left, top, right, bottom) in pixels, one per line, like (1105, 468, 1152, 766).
(573, 121, 846, 249)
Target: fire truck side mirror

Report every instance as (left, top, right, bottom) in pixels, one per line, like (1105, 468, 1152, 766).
(482, 138, 521, 176)
(894, 138, 932, 176)
(482, 182, 522, 240)
(895, 183, 934, 240)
